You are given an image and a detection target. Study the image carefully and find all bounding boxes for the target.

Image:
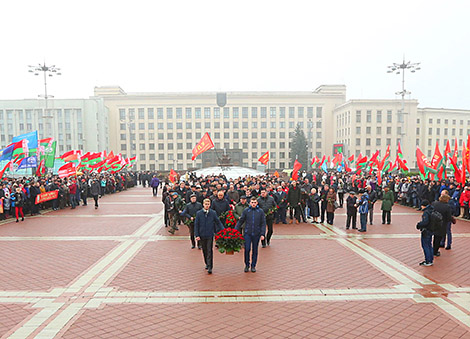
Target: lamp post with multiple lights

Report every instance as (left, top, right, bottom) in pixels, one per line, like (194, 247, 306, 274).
(28, 62, 61, 138)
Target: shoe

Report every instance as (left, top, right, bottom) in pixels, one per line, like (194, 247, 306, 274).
(358, 229, 366, 232)
(16, 219, 19, 223)
(370, 223, 373, 225)
(289, 220, 293, 224)
(445, 246, 451, 250)
(251, 267, 256, 273)
(419, 261, 426, 266)
(387, 223, 390, 224)
(191, 245, 195, 249)
(435, 252, 441, 257)
(208, 268, 212, 274)
(244, 266, 249, 272)
(205, 265, 209, 270)
(262, 244, 266, 248)
(382, 222, 385, 224)
(267, 241, 270, 246)
(352, 227, 357, 229)
(95, 206, 98, 209)
(282, 222, 287, 224)
(21, 217, 24, 221)
(198, 246, 202, 250)
(423, 262, 433, 266)
(346, 227, 349, 230)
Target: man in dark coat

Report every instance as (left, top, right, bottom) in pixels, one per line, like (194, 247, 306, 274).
(211, 190, 231, 225)
(287, 181, 301, 224)
(366, 185, 377, 225)
(274, 186, 288, 224)
(346, 191, 358, 229)
(181, 194, 203, 249)
(431, 194, 452, 257)
(416, 200, 434, 266)
(319, 184, 329, 223)
(29, 182, 41, 216)
(236, 197, 266, 273)
(195, 199, 224, 274)
(257, 189, 276, 247)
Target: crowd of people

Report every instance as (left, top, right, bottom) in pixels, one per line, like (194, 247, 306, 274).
(161, 170, 467, 272)
(0, 171, 139, 222)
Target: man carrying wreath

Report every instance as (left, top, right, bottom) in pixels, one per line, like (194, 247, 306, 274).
(235, 197, 266, 273)
(195, 198, 224, 274)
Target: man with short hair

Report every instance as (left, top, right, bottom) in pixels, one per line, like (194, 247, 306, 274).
(181, 194, 203, 249)
(258, 189, 276, 247)
(236, 197, 266, 273)
(195, 199, 224, 274)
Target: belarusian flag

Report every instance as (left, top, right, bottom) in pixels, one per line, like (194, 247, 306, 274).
(292, 159, 302, 180)
(44, 141, 57, 168)
(58, 162, 77, 178)
(60, 150, 82, 162)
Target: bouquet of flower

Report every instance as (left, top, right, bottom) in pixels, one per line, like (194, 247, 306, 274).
(215, 228, 244, 254)
(265, 206, 278, 217)
(219, 210, 229, 222)
(225, 210, 237, 227)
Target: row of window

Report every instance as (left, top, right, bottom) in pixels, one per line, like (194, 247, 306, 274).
(427, 118, 469, 125)
(119, 120, 322, 131)
(121, 140, 306, 152)
(120, 130, 320, 142)
(0, 109, 82, 122)
(417, 127, 468, 137)
(119, 106, 323, 120)
(134, 162, 292, 171)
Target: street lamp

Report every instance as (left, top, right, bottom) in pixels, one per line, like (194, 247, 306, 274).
(28, 62, 61, 138)
(387, 58, 420, 115)
(120, 113, 135, 163)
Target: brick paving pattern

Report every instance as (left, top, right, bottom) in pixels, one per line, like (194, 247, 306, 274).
(0, 187, 468, 338)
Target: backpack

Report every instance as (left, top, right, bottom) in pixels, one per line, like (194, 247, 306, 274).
(429, 210, 443, 232)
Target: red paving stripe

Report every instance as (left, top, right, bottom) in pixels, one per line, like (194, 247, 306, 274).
(61, 301, 470, 339)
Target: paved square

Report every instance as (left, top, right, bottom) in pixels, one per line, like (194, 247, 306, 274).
(0, 187, 469, 338)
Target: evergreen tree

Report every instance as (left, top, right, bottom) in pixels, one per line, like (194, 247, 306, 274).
(289, 124, 308, 170)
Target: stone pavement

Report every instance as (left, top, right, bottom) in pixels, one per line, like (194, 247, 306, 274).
(0, 188, 469, 338)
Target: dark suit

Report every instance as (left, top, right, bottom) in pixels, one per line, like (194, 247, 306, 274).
(195, 209, 224, 270)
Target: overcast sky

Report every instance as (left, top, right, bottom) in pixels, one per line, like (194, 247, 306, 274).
(1, 0, 469, 109)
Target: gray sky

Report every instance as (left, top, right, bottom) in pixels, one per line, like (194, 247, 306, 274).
(1, 0, 469, 109)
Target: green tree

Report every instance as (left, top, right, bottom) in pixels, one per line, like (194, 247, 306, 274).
(289, 124, 308, 170)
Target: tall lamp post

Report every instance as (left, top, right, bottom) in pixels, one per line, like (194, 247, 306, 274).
(120, 113, 135, 169)
(28, 63, 61, 139)
(387, 58, 420, 116)
(387, 58, 420, 160)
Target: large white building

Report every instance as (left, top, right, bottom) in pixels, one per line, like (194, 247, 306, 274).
(95, 85, 346, 171)
(94, 85, 470, 172)
(0, 98, 109, 153)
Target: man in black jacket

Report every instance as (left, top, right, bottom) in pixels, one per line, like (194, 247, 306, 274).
(258, 189, 276, 247)
(431, 195, 452, 257)
(211, 190, 231, 225)
(346, 191, 358, 229)
(366, 186, 377, 225)
(195, 199, 224, 274)
(287, 181, 301, 224)
(29, 182, 41, 216)
(181, 194, 203, 249)
(416, 200, 434, 266)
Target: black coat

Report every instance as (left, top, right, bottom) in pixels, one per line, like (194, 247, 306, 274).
(307, 193, 320, 217)
(346, 195, 358, 215)
(431, 201, 452, 236)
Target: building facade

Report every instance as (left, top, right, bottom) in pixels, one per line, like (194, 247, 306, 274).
(95, 85, 346, 171)
(96, 85, 470, 172)
(0, 98, 109, 153)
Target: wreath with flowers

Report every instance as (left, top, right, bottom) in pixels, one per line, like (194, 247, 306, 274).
(215, 228, 244, 253)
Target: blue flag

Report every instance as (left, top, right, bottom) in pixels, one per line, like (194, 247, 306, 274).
(321, 161, 328, 173)
(17, 156, 38, 170)
(0, 144, 15, 161)
(12, 131, 38, 149)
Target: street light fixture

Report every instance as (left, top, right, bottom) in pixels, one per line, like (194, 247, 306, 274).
(387, 58, 420, 114)
(28, 62, 61, 139)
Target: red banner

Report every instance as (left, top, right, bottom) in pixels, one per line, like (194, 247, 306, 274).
(258, 151, 269, 165)
(35, 190, 59, 204)
(191, 133, 214, 160)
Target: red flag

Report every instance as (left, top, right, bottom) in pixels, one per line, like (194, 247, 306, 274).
(370, 150, 380, 167)
(60, 150, 82, 162)
(273, 170, 280, 178)
(348, 154, 354, 162)
(36, 159, 46, 177)
(58, 162, 76, 178)
(192, 133, 214, 161)
(416, 146, 431, 176)
(292, 160, 302, 180)
(169, 169, 177, 183)
(258, 151, 269, 165)
(0, 161, 12, 180)
(452, 138, 458, 164)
